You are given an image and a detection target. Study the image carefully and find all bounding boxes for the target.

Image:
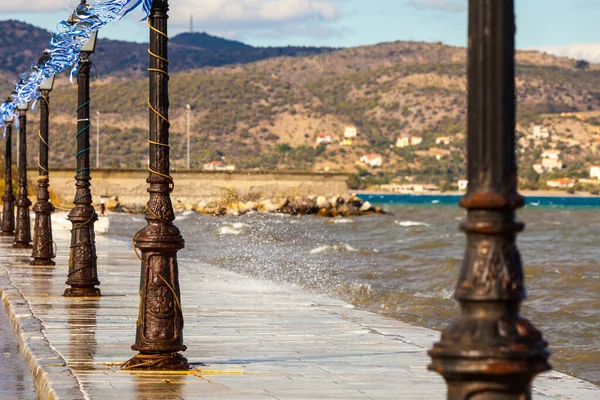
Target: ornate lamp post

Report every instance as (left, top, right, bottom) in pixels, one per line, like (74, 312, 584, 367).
(13, 101, 32, 249)
(31, 74, 56, 265)
(64, 2, 101, 297)
(428, 2, 550, 399)
(1, 99, 15, 236)
(123, 0, 187, 370)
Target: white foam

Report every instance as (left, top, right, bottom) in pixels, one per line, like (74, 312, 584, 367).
(332, 218, 354, 224)
(310, 244, 358, 254)
(395, 221, 430, 227)
(231, 222, 251, 229)
(216, 226, 242, 235)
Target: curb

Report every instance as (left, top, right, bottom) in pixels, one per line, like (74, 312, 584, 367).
(0, 267, 85, 400)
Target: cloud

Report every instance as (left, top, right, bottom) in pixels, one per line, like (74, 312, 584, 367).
(2, 0, 347, 42)
(537, 43, 600, 63)
(170, 0, 345, 41)
(0, 1, 72, 13)
(407, 0, 465, 13)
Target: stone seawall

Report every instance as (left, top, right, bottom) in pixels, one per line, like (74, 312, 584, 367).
(37, 168, 350, 205)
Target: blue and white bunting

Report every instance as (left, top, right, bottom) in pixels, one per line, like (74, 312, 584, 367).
(0, 0, 153, 129)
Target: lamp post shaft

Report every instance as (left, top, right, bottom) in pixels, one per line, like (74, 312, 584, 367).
(428, 2, 550, 399)
(124, 0, 187, 370)
(65, 52, 100, 297)
(1, 120, 15, 236)
(96, 112, 99, 168)
(31, 90, 56, 265)
(13, 109, 32, 248)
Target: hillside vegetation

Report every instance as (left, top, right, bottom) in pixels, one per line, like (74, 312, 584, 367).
(2, 21, 600, 190)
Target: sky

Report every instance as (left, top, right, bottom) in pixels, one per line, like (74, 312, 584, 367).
(1, 0, 600, 61)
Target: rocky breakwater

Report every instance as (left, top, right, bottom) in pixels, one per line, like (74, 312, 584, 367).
(192, 194, 386, 217)
(104, 194, 386, 217)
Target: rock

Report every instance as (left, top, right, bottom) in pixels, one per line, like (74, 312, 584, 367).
(359, 201, 373, 212)
(105, 199, 119, 211)
(316, 196, 328, 207)
(350, 196, 364, 208)
(317, 207, 333, 217)
(239, 201, 257, 214)
(294, 198, 319, 215)
(259, 199, 279, 212)
(337, 204, 360, 217)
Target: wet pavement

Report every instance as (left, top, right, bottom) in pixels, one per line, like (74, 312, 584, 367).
(0, 231, 598, 399)
(0, 301, 37, 399)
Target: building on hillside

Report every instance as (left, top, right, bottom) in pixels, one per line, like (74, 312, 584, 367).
(590, 165, 600, 179)
(203, 161, 236, 171)
(434, 149, 451, 160)
(533, 164, 544, 174)
(316, 133, 333, 145)
(359, 153, 382, 168)
(457, 179, 468, 191)
(380, 183, 438, 193)
(435, 136, 451, 145)
(395, 135, 423, 148)
(344, 126, 358, 139)
(541, 149, 561, 160)
(532, 125, 550, 139)
(546, 178, 575, 189)
(541, 158, 563, 171)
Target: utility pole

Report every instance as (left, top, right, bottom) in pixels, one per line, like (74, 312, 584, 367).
(186, 104, 191, 170)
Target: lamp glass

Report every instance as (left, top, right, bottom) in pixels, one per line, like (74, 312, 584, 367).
(81, 31, 98, 53)
(39, 75, 55, 91)
(17, 102, 29, 111)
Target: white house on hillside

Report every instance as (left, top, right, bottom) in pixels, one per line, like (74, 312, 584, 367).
(395, 135, 423, 148)
(591, 165, 600, 179)
(546, 178, 575, 189)
(541, 158, 563, 171)
(541, 149, 561, 160)
(360, 153, 382, 168)
(344, 126, 358, 139)
(316, 133, 333, 145)
(436, 136, 451, 145)
(533, 125, 550, 139)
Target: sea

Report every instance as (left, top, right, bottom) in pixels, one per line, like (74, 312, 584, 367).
(108, 194, 600, 386)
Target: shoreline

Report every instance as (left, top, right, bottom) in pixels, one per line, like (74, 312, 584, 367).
(356, 190, 600, 198)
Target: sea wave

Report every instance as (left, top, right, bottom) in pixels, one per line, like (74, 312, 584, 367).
(395, 220, 431, 227)
(310, 244, 358, 254)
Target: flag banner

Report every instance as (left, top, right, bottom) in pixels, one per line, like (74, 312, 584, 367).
(0, 0, 153, 128)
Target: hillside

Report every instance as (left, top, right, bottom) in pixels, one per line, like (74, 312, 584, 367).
(0, 20, 332, 78)
(2, 23, 600, 191)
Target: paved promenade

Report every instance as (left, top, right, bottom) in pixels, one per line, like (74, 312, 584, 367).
(0, 230, 598, 399)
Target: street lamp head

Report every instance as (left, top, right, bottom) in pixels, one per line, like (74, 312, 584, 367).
(67, 0, 89, 25)
(17, 101, 29, 112)
(39, 75, 56, 92)
(186, 104, 191, 110)
(96, 111, 100, 116)
(81, 31, 98, 53)
(67, 0, 98, 54)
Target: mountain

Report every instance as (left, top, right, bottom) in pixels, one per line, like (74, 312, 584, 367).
(2, 20, 599, 190)
(26, 40, 599, 193)
(170, 32, 251, 50)
(0, 20, 333, 79)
